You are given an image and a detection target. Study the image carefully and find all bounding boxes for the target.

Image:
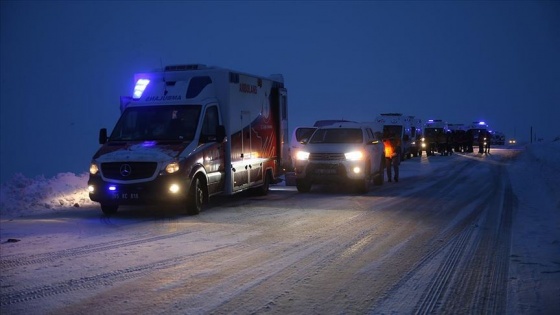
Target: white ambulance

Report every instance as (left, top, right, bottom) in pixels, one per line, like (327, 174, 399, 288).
(88, 64, 289, 215)
(466, 121, 489, 152)
(423, 119, 450, 155)
(374, 113, 414, 160)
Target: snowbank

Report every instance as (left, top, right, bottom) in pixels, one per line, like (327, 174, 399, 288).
(0, 172, 95, 219)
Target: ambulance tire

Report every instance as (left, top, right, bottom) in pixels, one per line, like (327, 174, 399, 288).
(101, 204, 118, 215)
(253, 170, 271, 196)
(186, 176, 204, 215)
(296, 179, 311, 193)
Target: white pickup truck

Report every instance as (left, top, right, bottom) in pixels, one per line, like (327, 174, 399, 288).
(292, 122, 385, 193)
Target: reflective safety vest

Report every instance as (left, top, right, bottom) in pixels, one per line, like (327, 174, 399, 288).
(384, 140, 394, 158)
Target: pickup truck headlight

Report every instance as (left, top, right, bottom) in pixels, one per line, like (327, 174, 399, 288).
(345, 151, 364, 161)
(165, 162, 180, 174)
(295, 151, 310, 161)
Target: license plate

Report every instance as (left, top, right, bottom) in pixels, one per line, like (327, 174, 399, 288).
(111, 192, 140, 200)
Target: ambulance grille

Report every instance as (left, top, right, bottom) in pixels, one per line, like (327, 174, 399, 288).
(309, 153, 345, 161)
(101, 162, 158, 180)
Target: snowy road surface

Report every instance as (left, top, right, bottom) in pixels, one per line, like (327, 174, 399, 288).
(1, 147, 559, 314)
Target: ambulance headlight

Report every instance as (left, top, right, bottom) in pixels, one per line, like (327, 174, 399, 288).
(296, 151, 310, 161)
(88, 185, 95, 193)
(421, 143, 426, 148)
(89, 163, 99, 175)
(345, 151, 364, 161)
(353, 166, 361, 174)
(165, 162, 180, 174)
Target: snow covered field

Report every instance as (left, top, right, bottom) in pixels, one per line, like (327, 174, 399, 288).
(1, 141, 559, 314)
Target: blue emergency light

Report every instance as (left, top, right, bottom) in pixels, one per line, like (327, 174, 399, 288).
(133, 79, 150, 99)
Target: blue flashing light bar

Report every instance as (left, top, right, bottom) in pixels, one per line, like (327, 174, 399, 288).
(109, 186, 117, 191)
(133, 79, 150, 99)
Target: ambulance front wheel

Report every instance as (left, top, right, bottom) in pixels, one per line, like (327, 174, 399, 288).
(101, 204, 118, 215)
(186, 176, 205, 215)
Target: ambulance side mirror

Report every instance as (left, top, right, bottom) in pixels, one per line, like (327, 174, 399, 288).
(99, 128, 108, 144)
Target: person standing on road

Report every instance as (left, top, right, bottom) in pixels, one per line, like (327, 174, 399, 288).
(478, 132, 485, 154)
(485, 130, 491, 155)
(383, 132, 400, 182)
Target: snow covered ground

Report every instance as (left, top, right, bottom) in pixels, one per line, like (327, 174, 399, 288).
(0, 172, 95, 219)
(1, 140, 559, 313)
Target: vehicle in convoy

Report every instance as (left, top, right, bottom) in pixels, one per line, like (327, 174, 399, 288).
(448, 123, 468, 153)
(293, 122, 385, 193)
(409, 116, 423, 157)
(88, 64, 289, 215)
(423, 119, 450, 156)
(492, 131, 505, 145)
(374, 113, 413, 160)
(289, 120, 355, 170)
(466, 121, 489, 152)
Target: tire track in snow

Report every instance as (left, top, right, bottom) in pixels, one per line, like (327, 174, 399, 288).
(0, 229, 198, 269)
(0, 242, 235, 307)
(414, 157, 513, 314)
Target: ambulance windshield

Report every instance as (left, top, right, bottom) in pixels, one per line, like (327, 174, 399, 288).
(110, 105, 202, 141)
(424, 128, 443, 138)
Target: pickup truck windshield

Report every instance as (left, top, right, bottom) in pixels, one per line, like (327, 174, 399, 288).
(110, 105, 202, 141)
(309, 128, 363, 144)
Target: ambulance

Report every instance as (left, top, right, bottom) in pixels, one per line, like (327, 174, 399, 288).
(423, 119, 450, 155)
(88, 64, 289, 215)
(466, 121, 489, 152)
(374, 113, 413, 160)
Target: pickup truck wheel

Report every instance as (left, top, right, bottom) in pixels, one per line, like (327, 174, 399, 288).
(101, 204, 118, 215)
(373, 156, 384, 186)
(355, 178, 368, 194)
(296, 179, 311, 193)
(186, 176, 204, 215)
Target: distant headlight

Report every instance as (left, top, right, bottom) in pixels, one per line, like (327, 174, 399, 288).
(296, 151, 310, 161)
(345, 151, 364, 161)
(89, 163, 99, 175)
(165, 162, 180, 174)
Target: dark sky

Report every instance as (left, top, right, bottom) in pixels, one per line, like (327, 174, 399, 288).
(1, 1, 559, 183)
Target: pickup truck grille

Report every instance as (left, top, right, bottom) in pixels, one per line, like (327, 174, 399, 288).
(101, 162, 158, 180)
(309, 153, 345, 161)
